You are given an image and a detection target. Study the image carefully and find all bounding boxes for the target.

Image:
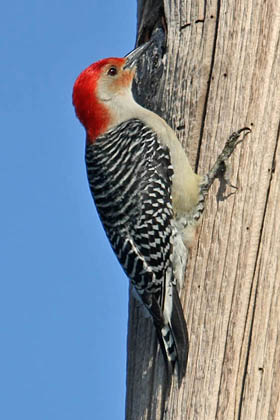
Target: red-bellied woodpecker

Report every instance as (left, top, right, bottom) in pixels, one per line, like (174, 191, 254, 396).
(72, 43, 249, 383)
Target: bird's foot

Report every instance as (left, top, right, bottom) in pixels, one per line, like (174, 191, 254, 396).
(200, 127, 251, 193)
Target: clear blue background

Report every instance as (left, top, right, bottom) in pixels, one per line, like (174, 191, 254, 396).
(0, 1, 137, 419)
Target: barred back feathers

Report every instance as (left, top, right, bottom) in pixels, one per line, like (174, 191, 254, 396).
(86, 119, 188, 380)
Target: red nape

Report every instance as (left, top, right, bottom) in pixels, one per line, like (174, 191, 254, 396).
(72, 58, 125, 143)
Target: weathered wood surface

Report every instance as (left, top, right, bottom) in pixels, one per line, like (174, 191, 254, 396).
(126, 1, 280, 419)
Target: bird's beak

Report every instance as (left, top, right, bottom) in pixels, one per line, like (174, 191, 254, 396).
(123, 40, 153, 69)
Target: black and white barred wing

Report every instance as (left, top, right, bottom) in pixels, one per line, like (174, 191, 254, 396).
(86, 119, 188, 380)
(86, 119, 173, 307)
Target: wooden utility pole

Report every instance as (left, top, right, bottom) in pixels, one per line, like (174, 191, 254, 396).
(126, 1, 280, 419)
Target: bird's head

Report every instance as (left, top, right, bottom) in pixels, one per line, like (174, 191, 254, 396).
(72, 42, 152, 143)
(72, 57, 135, 143)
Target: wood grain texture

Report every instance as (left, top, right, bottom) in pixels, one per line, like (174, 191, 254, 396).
(126, 1, 280, 419)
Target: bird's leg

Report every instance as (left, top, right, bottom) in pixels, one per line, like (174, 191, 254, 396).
(201, 127, 251, 193)
(191, 127, 251, 223)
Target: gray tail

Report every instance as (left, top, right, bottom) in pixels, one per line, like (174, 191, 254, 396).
(157, 287, 189, 385)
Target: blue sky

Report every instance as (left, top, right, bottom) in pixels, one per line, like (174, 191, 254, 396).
(0, 1, 137, 419)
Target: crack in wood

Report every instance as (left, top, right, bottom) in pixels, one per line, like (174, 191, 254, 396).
(180, 23, 191, 30)
(195, 0, 222, 173)
(237, 122, 280, 418)
(180, 19, 205, 31)
(137, 0, 166, 46)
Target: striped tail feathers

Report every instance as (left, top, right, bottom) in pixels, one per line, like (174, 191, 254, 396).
(141, 291, 175, 379)
(169, 286, 189, 383)
(146, 287, 188, 385)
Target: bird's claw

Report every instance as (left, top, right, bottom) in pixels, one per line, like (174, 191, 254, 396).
(203, 126, 251, 192)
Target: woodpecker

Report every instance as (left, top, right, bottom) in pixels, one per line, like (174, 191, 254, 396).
(72, 43, 249, 383)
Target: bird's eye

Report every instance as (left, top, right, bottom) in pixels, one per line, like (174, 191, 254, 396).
(107, 66, 118, 76)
